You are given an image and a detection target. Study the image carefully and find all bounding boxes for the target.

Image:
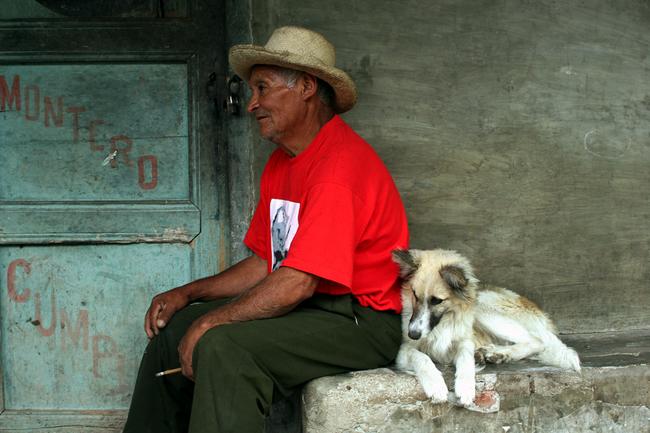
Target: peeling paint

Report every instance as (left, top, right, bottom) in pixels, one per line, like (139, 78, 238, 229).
(162, 227, 190, 240)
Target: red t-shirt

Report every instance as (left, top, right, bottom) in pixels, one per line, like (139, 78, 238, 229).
(244, 115, 409, 313)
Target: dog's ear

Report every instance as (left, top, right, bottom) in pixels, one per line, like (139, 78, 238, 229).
(439, 265, 470, 299)
(392, 249, 418, 280)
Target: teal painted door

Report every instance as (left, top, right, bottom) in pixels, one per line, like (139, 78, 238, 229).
(0, 1, 227, 431)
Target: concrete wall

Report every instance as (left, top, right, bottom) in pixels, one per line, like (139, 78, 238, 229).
(227, 0, 650, 334)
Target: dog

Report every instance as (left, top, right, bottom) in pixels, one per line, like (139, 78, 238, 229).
(392, 248, 581, 407)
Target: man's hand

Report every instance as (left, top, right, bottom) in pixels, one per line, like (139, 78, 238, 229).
(144, 289, 189, 339)
(177, 316, 211, 380)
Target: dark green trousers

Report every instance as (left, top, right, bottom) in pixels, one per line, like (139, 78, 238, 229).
(123, 294, 402, 433)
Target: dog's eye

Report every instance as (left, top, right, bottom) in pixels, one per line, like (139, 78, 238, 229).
(429, 297, 443, 306)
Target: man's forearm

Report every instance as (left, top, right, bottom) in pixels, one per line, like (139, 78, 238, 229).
(178, 254, 268, 302)
(195, 266, 318, 329)
(177, 266, 318, 379)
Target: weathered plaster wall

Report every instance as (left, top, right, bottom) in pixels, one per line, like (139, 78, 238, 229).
(225, 0, 257, 262)
(228, 0, 650, 333)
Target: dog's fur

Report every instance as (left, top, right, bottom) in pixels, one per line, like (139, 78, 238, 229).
(392, 248, 581, 406)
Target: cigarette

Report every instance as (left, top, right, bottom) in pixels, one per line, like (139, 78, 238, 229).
(155, 367, 182, 377)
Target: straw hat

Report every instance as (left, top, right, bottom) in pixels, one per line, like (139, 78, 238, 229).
(229, 26, 357, 113)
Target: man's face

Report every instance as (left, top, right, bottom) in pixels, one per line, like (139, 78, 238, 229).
(246, 66, 304, 145)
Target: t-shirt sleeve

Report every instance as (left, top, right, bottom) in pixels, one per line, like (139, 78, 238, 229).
(280, 182, 364, 288)
(243, 197, 268, 260)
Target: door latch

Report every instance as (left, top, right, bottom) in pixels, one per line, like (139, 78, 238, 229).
(223, 75, 242, 116)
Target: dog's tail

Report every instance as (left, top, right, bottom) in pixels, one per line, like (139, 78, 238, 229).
(534, 331, 581, 372)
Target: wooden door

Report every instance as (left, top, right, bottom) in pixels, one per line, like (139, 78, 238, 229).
(0, 1, 227, 431)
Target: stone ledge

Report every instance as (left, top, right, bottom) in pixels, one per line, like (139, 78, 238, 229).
(301, 330, 650, 433)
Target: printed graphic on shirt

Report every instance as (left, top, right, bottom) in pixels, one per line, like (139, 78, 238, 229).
(270, 198, 300, 271)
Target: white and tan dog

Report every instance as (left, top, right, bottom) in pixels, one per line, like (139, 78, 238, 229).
(392, 248, 581, 406)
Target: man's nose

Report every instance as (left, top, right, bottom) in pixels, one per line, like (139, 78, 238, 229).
(247, 95, 259, 113)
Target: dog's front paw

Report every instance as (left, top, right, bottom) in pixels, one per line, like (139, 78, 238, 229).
(454, 376, 476, 406)
(426, 380, 449, 404)
(419, 371, 449, 403)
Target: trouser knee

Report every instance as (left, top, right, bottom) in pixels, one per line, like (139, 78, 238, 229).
(192, 326, 253, 374)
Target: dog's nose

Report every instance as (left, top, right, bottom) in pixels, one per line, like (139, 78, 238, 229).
(408, 329, 421, 340)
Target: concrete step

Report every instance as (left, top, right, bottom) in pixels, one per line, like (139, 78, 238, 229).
(298, 330, 650, 433)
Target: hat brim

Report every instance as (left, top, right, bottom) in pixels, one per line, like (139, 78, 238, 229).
(229, 44, 357, 113)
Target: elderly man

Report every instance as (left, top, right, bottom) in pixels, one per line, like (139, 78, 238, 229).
(123, 26, 409, 433)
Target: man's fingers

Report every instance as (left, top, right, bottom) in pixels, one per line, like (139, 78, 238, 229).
(144, 305, 155, 338)
(144, 291, 184, 338)
(153, 301, 167, 335)
(145, 300, 164, 338)
(181, 363, 194, 381)
(156, 303, 176, 331)
(178, 338, 195, 381)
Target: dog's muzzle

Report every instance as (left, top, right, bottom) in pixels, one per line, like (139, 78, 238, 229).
(407, 314, 440, 340)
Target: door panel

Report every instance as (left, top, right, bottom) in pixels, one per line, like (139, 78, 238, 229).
(0, 0, 226, 430)
(2, 63, 190, 201)
(1, 244, 190, 410)
(1, 62, 199, 244)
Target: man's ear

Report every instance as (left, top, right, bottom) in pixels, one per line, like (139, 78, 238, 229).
(299, 73, 318, 100)
(392, 249, 419, 279)
(439, 265, 469, 299)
